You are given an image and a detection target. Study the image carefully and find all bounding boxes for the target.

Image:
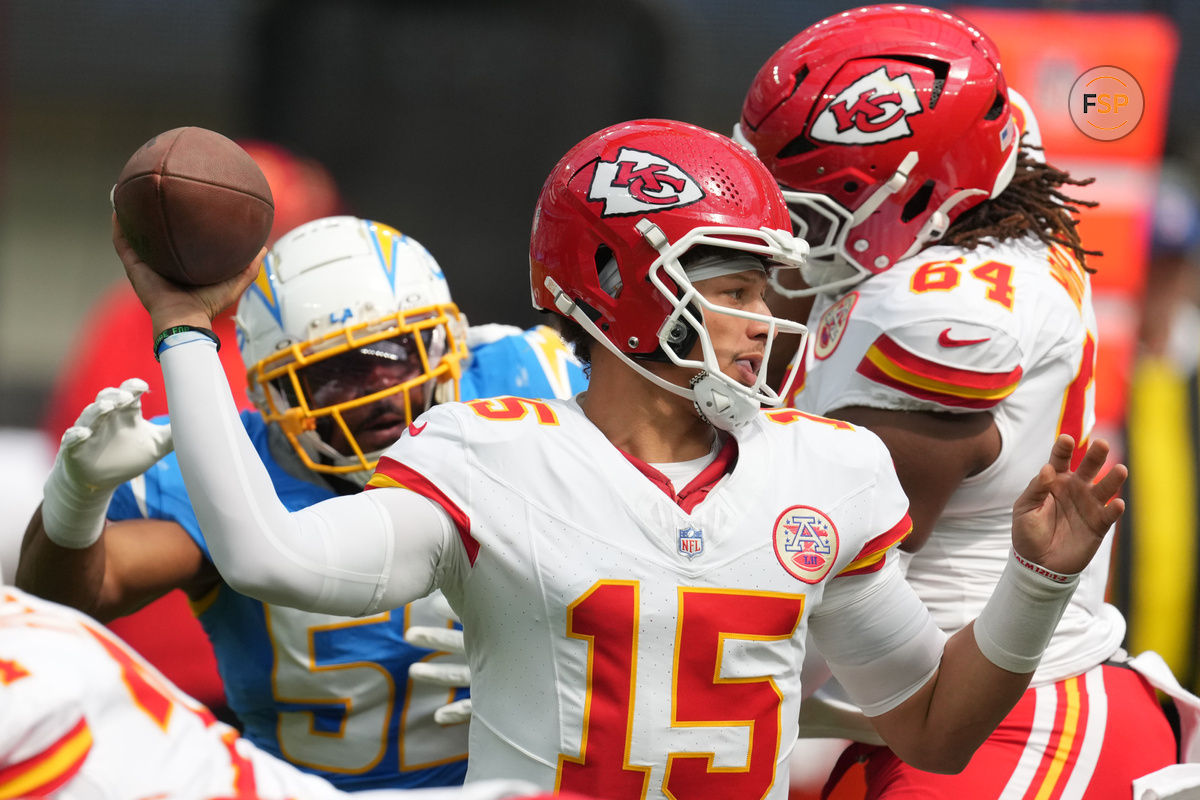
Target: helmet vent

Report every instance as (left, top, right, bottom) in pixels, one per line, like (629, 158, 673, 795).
(704, 162, 745, 208)
(984, 90, 1006, 121)
(887, 56, 949, 108)
(790, 65, 810, 96)
(594, 245, 621, 299)
(901, 180, 936, 223)
(777, 134, 818, 160)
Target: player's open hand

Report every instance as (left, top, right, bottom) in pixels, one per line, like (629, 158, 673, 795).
(60, 378, 174, 492)
(39, 378, 175, 549)
(1010, 435, 1126, 576)
(405, 591, 473, 725)
(113, 214, 261, 334)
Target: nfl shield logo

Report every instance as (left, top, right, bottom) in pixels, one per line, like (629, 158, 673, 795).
(678, 526, 704, 559)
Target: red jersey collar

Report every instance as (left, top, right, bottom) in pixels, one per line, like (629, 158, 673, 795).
(620, 435, 739, 513)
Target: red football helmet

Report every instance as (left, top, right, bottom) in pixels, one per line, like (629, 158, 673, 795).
(530, 119, 809, 430)
(735, 5, 1019, 295)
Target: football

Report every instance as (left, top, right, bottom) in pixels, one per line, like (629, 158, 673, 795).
(112, 127, 275, 286)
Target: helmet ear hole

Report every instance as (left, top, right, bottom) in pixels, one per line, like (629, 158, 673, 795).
(901, 180, 936, 223)
(594, 245, 621, 299)
(984, 90, 1006, 121)
(778, 134, 818, 160)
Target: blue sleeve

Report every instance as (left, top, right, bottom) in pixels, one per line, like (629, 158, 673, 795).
(459, 325, 588, 401)
(108, 417, 210, 558)
(106, 411, 329, 560)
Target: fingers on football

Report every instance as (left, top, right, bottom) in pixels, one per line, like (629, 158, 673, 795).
(111, 213, 133, 258)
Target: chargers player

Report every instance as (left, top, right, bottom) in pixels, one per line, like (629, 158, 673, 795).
(112, 118, 1125, 797)
(16, 215, 587, 791)
(736, 5, 1184, 796)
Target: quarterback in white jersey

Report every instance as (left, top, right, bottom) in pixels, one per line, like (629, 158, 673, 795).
(118, 118, 1127, 800)
(738, 5, 1180, 795)
(367, 395, 915, 793)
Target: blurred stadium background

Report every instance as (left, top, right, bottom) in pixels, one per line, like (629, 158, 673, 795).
(3, 4, 1200, 792)
(2, 0, 1198, 426)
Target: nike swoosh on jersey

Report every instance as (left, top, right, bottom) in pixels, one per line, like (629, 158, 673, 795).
(937, 328, 991, 348)
(407, 421, 428, 436)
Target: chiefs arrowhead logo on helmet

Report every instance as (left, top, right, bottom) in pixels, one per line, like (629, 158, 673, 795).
(811, 67, 923, 145)
(588, 147, 705, 216)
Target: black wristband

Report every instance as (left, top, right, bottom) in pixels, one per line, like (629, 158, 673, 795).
(153, 325, 221, 362)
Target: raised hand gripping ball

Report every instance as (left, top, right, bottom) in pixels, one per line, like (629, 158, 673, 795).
(112, 127, 275, 286)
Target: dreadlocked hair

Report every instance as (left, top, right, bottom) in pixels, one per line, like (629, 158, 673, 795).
(940, 144, 1101, 272)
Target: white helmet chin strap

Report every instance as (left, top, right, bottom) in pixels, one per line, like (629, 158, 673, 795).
(544, 277, 804, 433)
(543, 216, 808, 432)
(689, 371, 762, 431)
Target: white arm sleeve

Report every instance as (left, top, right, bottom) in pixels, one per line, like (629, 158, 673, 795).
(160, 337, 453, 616)
(808, 556, 947, 717)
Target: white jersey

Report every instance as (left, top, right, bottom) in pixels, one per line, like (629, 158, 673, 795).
(0, 587, 346, 800)
(791, 235, 1124, 684)
(368, 396, 939, 798)
(0, 588, 546, 800)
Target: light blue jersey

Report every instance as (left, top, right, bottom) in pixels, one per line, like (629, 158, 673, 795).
(108, 326, 586, 790)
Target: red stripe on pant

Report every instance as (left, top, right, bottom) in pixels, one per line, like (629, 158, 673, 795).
(821, 663, 1175, 799)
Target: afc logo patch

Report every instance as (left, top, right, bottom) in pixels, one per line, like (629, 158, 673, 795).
(677, 526, 704, 559)
(588, 147, 705, 216)
(773, 505, 839, 584)
(814, 291, 857, 360)
(811, 67, 923, 145)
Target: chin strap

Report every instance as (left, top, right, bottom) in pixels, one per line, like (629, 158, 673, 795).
(690, 371, 760, 432)
(546, 276, 758, 431)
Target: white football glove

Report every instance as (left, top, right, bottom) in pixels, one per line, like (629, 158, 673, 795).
(406, 592, 473, 725)
(41, 378, 174, 548)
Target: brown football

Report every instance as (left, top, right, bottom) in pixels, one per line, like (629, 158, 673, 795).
(112, 127, 275, 286)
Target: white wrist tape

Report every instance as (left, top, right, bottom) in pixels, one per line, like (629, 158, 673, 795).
(41, 463, 112, 549)
(974, 550, 1079, 674)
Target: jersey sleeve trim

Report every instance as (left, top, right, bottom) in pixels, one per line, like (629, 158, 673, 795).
(0, 716, 92, 798)
(367, 456, 479, 566)
(836, 513, 912, 578)
(857, 333, 1022, 409)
